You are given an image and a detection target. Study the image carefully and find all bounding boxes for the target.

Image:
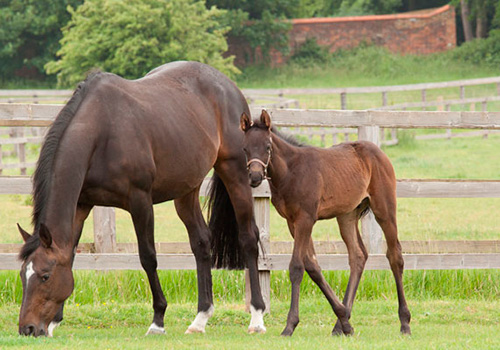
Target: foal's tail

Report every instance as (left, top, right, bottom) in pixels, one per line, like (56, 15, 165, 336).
(207, 172, 246, 269)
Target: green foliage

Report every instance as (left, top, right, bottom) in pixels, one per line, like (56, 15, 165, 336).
(290, 38, 330, 64)
(448, 29, 500, 67)
(337, 0, 402, 16)
(0, 0, 83, 81)
(45, 0, 238, 87)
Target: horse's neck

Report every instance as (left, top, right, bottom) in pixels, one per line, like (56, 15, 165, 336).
(38, 139, 94, 250)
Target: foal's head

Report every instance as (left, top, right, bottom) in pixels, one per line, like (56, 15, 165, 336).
(17, 224, 74, 337)
(240, 110, 273, 188)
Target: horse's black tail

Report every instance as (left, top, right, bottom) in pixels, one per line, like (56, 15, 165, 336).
(207, 172, 246, 269)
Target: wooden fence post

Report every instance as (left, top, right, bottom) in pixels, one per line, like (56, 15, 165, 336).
(93, 206, 116, 253)
(245, 192, 271, 313)
(358, 125, 384, 254)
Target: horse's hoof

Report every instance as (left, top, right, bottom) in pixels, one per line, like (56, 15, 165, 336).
(280, 328, 294, 337)
(248, 325, 266, 334)
(145, 323, 165, 335)
(185, 326, 205, 334)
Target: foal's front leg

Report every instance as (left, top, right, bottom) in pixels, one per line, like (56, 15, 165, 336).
(281, 216, 316, 336)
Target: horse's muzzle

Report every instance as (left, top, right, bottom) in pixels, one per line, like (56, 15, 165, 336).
(19, 324, 46, 337)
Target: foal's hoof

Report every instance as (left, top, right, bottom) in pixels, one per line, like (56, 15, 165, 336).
(185, 325, 206, 334)
(248, 325, 266, 334)
(331, 321, 354, 336)
(401, 324, 411, 335)
(145, 323, 165, 335)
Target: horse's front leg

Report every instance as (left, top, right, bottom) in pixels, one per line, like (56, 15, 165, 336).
(129, 190, 167, 335)
(174, 189, 214, 334)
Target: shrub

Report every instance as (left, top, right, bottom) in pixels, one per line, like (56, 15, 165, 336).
(290, 38, 331, 65)
(45, 0, 239, 87)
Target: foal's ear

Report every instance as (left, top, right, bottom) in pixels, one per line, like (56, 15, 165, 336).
(39, 223, 53, 248)
(260, 110, 272, 129)
(17, 224, 32, 242)
(240, 112, 252, 132)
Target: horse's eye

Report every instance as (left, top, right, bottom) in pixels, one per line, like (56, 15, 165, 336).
(41, 274, 50, 282)
(266, 144, 271, 151)
(243, 148, 247, 153)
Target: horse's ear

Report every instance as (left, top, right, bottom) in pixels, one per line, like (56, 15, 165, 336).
(39, 223, 53, 248)
(240, 112, 252, 132)
(17, 224, 32, 242)
(260, 110, 272, 130)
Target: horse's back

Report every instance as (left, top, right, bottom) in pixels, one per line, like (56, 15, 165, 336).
(74, 62, 248, 205)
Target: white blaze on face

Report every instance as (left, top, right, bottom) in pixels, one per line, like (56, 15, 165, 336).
(25, 261, 35, 289)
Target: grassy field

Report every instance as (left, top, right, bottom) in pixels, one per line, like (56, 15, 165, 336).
(0, 299, 499, 349)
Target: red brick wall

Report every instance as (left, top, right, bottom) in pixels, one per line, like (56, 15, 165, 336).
(228, 5, 456, 66)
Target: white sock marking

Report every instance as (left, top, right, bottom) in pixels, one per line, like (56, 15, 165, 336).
(146, 322, 165, 335)
(25, 261, 35, 289)
(186, 305, 214, 333)
(248, 305, 266, 333)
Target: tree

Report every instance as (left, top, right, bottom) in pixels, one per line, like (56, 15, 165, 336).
(45, 0, 238, 87)
(456, 0, 498, 42)
(0, 0, 83, 81)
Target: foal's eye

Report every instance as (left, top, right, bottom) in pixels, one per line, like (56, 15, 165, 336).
(243, 148, 247, 153)
(41, 274, 50, 282)
(266, 144, 271, 151)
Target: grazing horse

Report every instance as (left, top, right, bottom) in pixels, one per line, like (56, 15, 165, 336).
(240, 110, 411, 336)
(17, 61, 267, 337)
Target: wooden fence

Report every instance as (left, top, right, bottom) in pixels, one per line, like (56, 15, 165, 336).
(1, 104, 500, 310)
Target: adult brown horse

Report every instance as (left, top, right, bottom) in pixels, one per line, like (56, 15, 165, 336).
(17, 61, 267, 337)
(240, 110, 411, 337)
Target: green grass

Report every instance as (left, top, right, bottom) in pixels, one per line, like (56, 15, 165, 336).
(2, 270, 499, 306)
(0, 299, 499, 349)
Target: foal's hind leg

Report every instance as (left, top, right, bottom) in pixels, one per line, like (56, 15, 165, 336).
(370, 195, 411, 335)
(129, 190, 167, 335)
(215, 160, 266, 333)
(332, 212, 368, 335)
(174, 188, 214, 334)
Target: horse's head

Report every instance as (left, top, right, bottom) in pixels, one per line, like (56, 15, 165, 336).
(17, 223, 74, 337)
(240, 110, 273, 188)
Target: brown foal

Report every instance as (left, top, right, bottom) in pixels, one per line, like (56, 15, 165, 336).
(241, 110, 411, 337)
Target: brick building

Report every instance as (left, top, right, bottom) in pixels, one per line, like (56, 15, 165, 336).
(228, 5, 456, 66)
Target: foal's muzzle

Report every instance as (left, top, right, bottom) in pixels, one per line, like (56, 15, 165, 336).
(249, 170, 264, 188)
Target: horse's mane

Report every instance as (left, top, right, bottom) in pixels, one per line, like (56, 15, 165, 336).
(20, 72, 101, 261)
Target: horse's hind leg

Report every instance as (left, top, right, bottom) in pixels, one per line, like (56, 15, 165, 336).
(302, 236, 353, 336)
(129, 190, 167, 335)
(331, 212, 368, 335)
(370, 193, 411, 335)
(215, 160, 266, 333)
(174, 188, 214, 334)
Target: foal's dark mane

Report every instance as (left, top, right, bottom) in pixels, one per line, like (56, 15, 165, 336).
(19, 72, 101, 261)
(253, 121, 307, 148)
